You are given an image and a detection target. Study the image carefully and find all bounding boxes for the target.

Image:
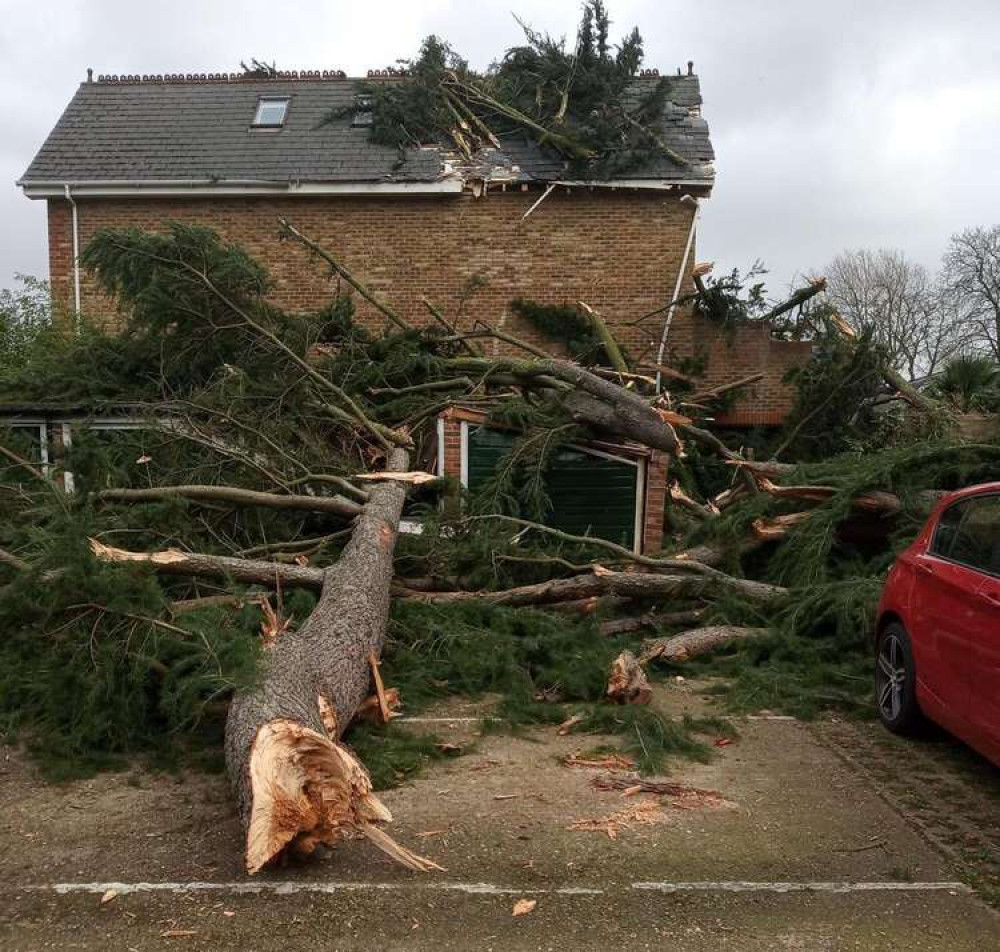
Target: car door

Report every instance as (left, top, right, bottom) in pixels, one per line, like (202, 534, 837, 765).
(957, 495, 1000, 749)
(909, 497, 987, 719)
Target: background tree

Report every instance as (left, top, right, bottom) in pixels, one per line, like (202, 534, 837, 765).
(0, 275, 51, 379)
(825, 248, 959, 379)
(941, 225, 1000, 361)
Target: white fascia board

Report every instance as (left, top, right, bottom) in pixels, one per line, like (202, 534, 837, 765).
(551, 178, 713, 191)
(19, 179, 464, 199)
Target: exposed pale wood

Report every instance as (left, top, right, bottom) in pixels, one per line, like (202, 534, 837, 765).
(355, 471, 439, 486)
(354, 687, 402, 724)
(668, 482, 720, 521)
(0, 547, 27, 572)
(368, 651, 395, 724)
(606, 650, 652, 705)
(751, 512, 811, 541)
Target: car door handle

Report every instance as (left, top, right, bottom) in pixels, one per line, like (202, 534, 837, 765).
(916, 562, 935, 576)
(980, 590, 1000, 607)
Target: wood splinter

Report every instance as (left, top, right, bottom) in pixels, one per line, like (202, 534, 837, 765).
(606, 650, 652, 705)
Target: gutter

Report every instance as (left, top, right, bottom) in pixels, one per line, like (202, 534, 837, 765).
(21, 178, 464, 199)
(63, 184, 81, 322)
(655, 194, 699, 392)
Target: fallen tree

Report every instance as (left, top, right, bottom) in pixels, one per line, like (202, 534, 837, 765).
(4, 198, 998, 881)
(223, 447, 440, 873)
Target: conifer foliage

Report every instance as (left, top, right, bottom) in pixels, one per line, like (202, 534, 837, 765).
(341, 1, 683, 177)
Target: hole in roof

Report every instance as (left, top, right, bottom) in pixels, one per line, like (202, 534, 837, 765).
(252, 97, 289, 128)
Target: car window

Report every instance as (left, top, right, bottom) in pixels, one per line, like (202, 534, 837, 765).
(930, 494, 1000, 576)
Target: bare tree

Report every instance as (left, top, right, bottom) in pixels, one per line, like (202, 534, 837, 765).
(825, 248, 958, 379)
(941, 225, 1000, 362)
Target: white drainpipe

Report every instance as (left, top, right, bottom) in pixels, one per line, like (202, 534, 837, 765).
(63, 183, 81, 324)
(655, 195, 700, 392)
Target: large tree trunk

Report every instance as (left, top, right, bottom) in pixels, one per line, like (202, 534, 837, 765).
(223, 448, 437, 875)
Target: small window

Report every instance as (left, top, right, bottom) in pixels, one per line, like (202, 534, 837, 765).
(252, 97, 289, 128)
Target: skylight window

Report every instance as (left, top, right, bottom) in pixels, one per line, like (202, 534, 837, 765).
(252, 97, 289, 128)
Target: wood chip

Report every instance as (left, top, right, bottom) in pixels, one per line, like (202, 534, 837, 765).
(592, 773, 729, 808)
(512, 898, 537, 917)
(493, 793, 519, 800)
(557, 714, 584, 735)
(563, 752, 636, 771)
(568, 798, 668, 838)
(160, 930, 199, 938)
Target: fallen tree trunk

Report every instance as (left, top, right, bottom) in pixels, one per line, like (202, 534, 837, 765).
(641, 625, 769, 664)
(405, 568, 787, 607)
(221, 447, 439, 874)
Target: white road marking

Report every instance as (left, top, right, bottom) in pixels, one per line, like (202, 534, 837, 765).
(17, 880, 969, 898)
(633, 881, 970, 894)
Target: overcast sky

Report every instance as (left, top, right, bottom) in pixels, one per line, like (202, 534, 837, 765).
(1, 0, 998, 297)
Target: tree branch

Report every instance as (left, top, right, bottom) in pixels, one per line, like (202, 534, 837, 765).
(96, 484, 362, 518)
(279, 219, 413, 332)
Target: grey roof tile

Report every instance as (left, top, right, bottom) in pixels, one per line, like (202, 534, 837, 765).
(20, 74, 713, 186)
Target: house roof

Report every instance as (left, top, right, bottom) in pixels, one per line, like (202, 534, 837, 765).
(19, 71, 714, 197)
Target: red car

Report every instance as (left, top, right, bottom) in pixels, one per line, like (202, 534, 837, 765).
(875, 481, 1000, 766)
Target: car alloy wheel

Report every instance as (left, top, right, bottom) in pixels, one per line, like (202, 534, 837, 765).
(876, 630, 906, 722)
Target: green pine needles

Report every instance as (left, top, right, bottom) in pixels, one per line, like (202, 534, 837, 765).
(334, 2, 682, 178)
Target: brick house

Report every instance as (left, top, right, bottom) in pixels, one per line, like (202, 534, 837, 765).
(17, 67, 810, 553)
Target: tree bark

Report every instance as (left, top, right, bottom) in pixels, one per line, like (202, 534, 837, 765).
(97, 484, 361, 518)
(221, 447, 439, 874)
(89, 539, 326, 589)
(641, 626, 769, 664)
(598, 608, 706, 637)
(443, 356, 680, 453)
(405, 568, 786, 607)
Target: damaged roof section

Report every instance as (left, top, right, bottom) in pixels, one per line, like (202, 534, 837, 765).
(19, 72, 713, 195)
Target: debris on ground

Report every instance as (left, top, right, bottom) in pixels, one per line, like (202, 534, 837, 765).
(563, 753, 638, 771)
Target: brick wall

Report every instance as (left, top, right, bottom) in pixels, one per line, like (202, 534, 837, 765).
(46, 189, 809, 421)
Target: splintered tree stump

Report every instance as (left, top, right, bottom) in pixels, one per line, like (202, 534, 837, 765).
(224, 448, 439, 875)
(607, 650, 652, 705)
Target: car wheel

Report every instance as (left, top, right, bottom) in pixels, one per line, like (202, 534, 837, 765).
(875, 622, 924, 734)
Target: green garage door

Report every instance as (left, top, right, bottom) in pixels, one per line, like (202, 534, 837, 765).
(465, 425, 639, 549)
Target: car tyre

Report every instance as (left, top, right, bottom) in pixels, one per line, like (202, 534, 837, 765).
(875, 622, 925, 735)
